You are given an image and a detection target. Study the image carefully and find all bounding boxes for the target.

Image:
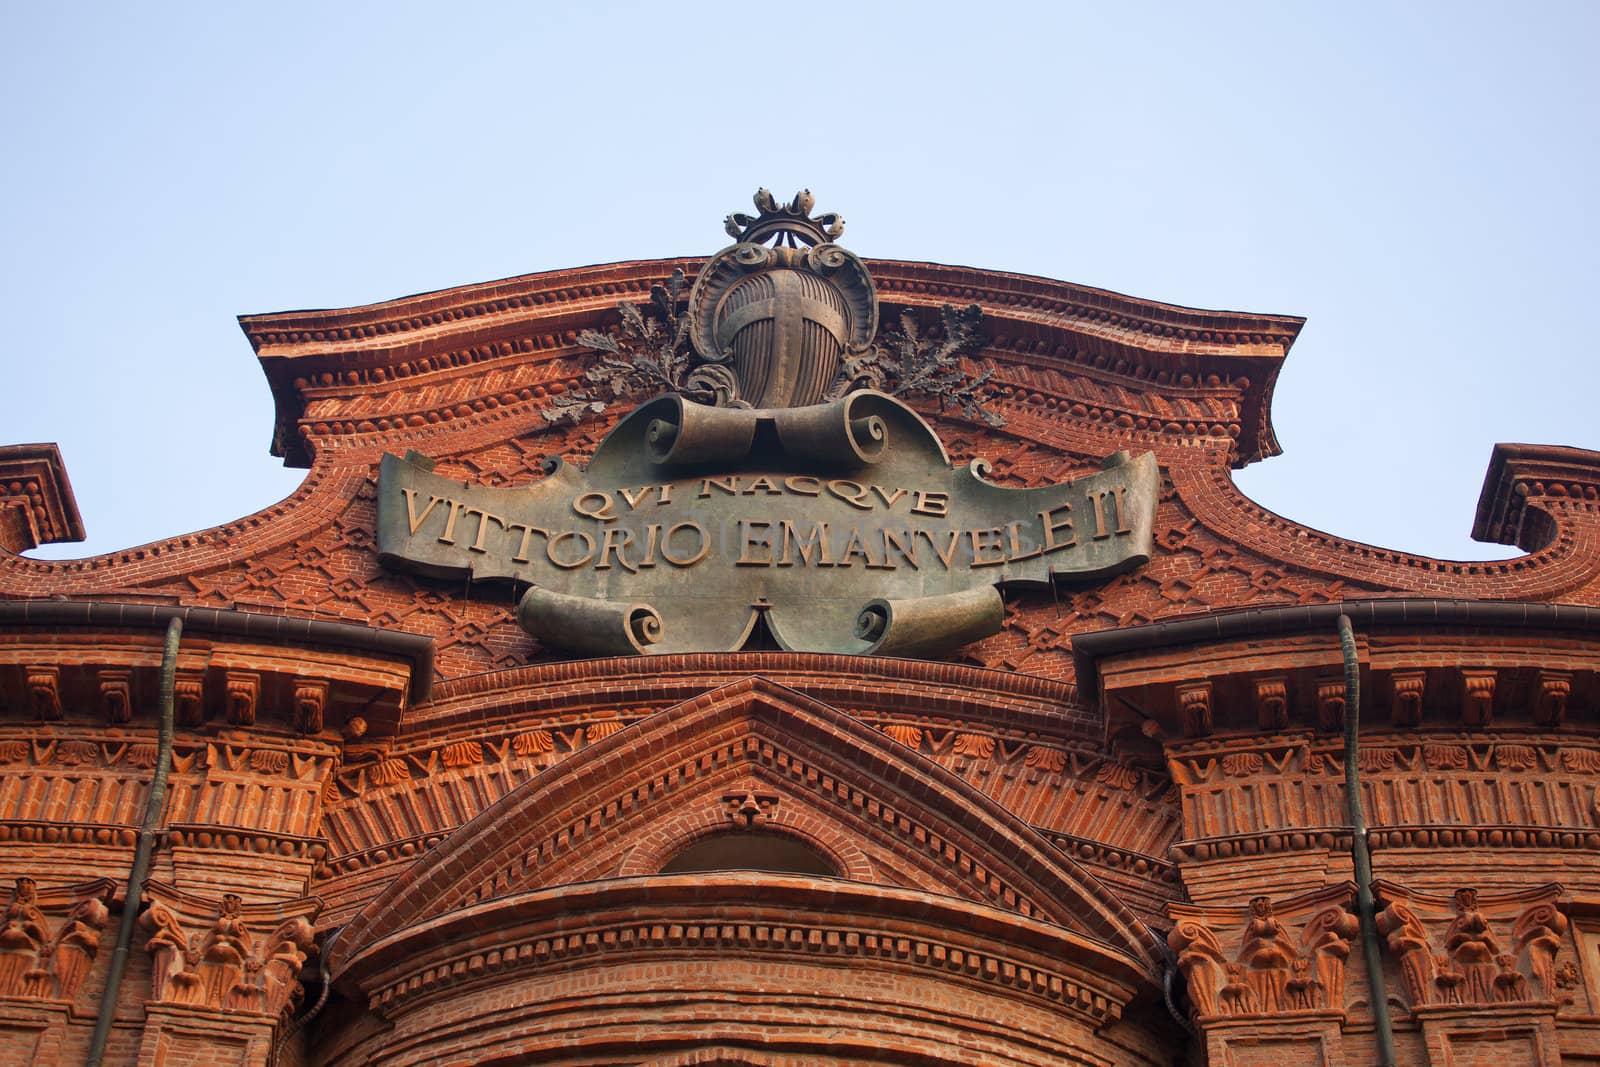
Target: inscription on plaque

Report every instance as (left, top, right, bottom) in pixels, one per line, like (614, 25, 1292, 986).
(378, 391, 1158, 657)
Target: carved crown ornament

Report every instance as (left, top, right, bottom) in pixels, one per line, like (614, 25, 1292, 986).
(552, 189, 999, 425)
(376, 190, 1161, 658)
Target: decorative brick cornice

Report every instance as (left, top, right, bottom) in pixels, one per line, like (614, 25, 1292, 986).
(0, 444, 84, 552)
(1173, 461, 1600, 600)
(1474, 443, 1600, 550)
(240, 258, 1299, 468)
(416, 651, 1089, 740)
(341, 874, 1144, 1029)
(0, 462, 369, 588)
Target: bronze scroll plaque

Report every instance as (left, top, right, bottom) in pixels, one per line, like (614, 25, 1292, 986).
(377, 391, 1157, 658)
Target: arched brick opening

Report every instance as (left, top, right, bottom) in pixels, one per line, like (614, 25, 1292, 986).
(659, 828, 839, 877)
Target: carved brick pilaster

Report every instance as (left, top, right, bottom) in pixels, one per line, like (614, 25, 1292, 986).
(0, 876, 114, 1002)
(98, 669, 132, 724)
(25, 666, 61, 720)
(1177, 681, 1213, 737)
(225, 671, 259, 727)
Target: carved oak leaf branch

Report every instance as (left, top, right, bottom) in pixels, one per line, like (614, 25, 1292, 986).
(552, 269, 704, 424)
(831, 303, 1004, 427)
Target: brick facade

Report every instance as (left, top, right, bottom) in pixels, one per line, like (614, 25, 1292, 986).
(2, 254, 1599, 1064)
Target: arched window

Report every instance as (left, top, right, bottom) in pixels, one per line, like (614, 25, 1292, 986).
(659, 830, 839, 877)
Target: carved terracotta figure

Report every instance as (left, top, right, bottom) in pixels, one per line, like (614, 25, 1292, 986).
(1168, 919, 1227, 1018)
(1285, 955, 1324, 1010)
(1239, 895, 1296, 1012)
(1513, 902, 1569, 1000)
(1434, 955, 1465, 1005)
(1377, 899, 1434, 1008)
(1219, 962, 1258, 1016)
(0, 878, 49, 996)
(194, 895, 255, 1008)
(49, 896, 108, 1000)
(225, 960, 268, 1013)
(1302, 905, 1360, 1013)
(1492, 953, 1528, 1003)
(1444, 888, 1500, 1003)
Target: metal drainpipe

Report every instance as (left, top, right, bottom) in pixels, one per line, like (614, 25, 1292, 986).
(1339, 613, 1396, 1067)
(86, 616, 181, 1067)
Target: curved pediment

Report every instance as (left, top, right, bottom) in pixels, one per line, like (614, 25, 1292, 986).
(330, 676, 1163, 975)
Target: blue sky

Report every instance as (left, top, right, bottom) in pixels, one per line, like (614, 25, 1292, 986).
(5, 2, 1596, 564)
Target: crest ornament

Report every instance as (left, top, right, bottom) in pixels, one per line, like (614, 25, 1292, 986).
(383, 188, 1157, 659)
(686, 189, 878, 409)
(564, 189, 999, 426)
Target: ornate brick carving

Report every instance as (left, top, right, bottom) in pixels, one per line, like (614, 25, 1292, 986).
(1169, 887, 1358, 1021)
(1512, 902, 1569, 1001)
(0, 878, 51, 997)
(1315, 677, 1345, 733)
(1255, 677, 1288, 731)
(1376, 883, 1567, 1012)
(1535, 670, 1571, 728)
(722, 790, 780, 827)
(174, 672, 206, 727)
(139, 891, 318, 1017)
(0, 444, 84, 551)
(293, 678, 328, 735)
(368, 758, 411, 787)
(1390, 670, 1425, 727)
(439, 741, 483, 768)
(882, 723, 923, 748)
(511, 730, 554, 756)
(0, 878, 111, 1002)
(1461, 670, 1497, 728)
(225, 671, 260, 727)
(1177, 682, 1213, 737)
(98, 669, 133, 725)
(7, 240, 1600, 1066)
(26, 667, 61, 721)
